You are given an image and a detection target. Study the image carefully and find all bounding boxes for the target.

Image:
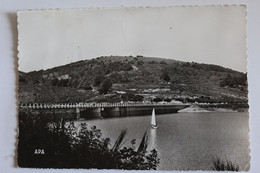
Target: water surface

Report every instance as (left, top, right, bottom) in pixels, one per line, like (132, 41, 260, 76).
(75, 112, 250, 170)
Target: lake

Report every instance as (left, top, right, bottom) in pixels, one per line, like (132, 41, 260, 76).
(75, 112, 250, 170)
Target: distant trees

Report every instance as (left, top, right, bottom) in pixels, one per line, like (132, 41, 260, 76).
(104, 62, 133, 74)
(19, 74, 27, 83)
(80, 81, 92, 90)
(121, 94, 144, 102)
(93, 75, 114, 94)
(51, 78, 69, 87)
(220, 73, 247, 88)
(170, 79, 186, 93)
(51, 78, 59, 86)
(153, 97, 163, 102)
(137, 60, 144, 66)
(160, 61, 167, 65)
(148, 61, 157, 64)
(164, 98, 172, 102)
(110, 72, 130, 83)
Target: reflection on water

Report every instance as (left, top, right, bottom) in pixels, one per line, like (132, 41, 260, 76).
(149, 128, 157, 150)
(74, 112, 250, 170)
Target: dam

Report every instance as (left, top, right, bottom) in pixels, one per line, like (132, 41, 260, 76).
(19, 102, 189, 120)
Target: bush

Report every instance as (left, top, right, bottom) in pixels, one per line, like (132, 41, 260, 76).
(18, 111, 160, 169)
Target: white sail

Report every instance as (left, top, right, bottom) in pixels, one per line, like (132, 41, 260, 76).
(151, 109, 156, 126)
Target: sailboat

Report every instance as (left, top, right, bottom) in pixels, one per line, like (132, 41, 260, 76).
(151, 108, 158, 129)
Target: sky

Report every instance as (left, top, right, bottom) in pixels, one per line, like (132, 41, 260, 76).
(18, 6, 247, 73)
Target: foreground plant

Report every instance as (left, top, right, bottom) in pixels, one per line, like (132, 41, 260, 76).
(18, 111, 159, 169)
(211, 157, 239, 171)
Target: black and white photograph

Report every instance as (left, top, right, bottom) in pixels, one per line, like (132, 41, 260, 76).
(17, 6, 249, 171)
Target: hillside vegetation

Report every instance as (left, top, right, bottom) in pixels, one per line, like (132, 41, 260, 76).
(19, 56, 248, 110)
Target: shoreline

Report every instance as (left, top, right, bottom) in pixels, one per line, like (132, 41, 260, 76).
(178, 104, 248, 113)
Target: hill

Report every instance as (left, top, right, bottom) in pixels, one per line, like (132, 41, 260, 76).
(18, 56, 248, 110)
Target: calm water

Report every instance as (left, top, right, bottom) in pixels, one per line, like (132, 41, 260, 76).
(75, 112, 250, 170)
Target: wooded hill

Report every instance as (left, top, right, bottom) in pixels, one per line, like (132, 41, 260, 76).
(19, 56, 248, 109)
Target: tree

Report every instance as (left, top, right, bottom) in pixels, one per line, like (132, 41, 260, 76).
(99, 79, 112, 94)
(94, 75, 105, 86)
(80, 81, 92, 90)
(220, 73, 247, 88)
(153, 97, 163, 102)
(137, 60, 144, 65)
(51, 77, 59, 86)
(161, 71, 171, 82)
(170, 79, 186, 93)
(121, 94, 144, 102)
(160, 61, 167, 65)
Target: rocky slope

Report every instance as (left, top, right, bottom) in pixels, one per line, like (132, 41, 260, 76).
(18, 56, 248, 110)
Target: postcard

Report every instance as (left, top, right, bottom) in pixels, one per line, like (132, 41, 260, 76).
(17, 6, 249, 170)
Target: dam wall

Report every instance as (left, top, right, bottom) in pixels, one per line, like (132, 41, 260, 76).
(101, 105, 186, 118)
(19, 104, 189, 120)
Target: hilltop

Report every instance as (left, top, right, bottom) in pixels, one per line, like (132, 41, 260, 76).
(18, 56, 248, 111)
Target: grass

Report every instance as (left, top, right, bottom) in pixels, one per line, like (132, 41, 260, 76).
(112, 129, 128, 152)
(212, 157, 239, 171)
